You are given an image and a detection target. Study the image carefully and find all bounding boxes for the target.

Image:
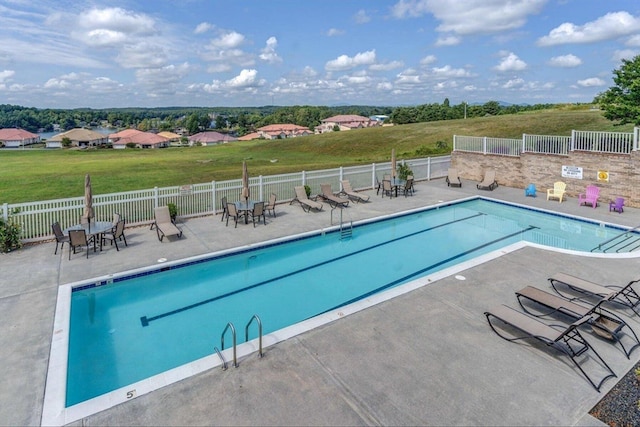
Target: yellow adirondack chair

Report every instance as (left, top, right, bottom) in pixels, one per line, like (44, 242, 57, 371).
(547, 181, 567, 203)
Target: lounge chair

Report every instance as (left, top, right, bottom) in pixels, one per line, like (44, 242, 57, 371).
(516, 285, 640, 358)
(485, 304, 616, 391)
(153, 206, 183, 241)
(578, 185, 600, 208)
(446, 168, 462, 187)
(319, 183, 349, 208)
(101, 219, 128, 251)
(51, 221, 69, 255)
(248, 201, 266, 227)
(549, 273, 640, 316)
(340, 180, 370, 203)
(524, 183, 537, 197)
(290, 186, 323, 212)
(68, 229, 96, 260)
(547, 181, 566, 203)
(609, 197, 624, 213)
(265, 193, 277, 217)
(476, 170, 498, 191)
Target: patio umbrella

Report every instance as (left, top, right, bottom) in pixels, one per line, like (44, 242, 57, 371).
(241, 161, 250, 202)
(391, 148, 397, 179)
(82, 173, 94, 229)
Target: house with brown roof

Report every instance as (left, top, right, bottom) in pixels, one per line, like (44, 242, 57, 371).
(188, 131, 237, 146)
(314, 114, 380, 134)
(257, 124, 312, 139)
(157, 131, 183, 146)
(0, 128, 40, 147)
(46, 128, 109, 148)
(109, 129, 169, 149)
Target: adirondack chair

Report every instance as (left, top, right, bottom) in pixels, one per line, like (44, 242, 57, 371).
(609, 197, 624, 213)
(524, 183, 536, 197)
(578, 185, 600, 208)
(546, 181, 566, 203)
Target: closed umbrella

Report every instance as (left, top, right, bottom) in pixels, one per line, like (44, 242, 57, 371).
(391, 148, 397, 179)
(241, 161, 250, 202)
(82, 173, 94, 230)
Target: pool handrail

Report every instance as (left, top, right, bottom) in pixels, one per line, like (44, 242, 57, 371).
(221, 322, 238, 368)
(245, 314, 264, 358)
(592, 223, 640, 253)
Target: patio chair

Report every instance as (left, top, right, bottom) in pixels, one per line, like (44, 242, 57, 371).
(446, 168, 462, 187)
(485, 304, 616, 391)
(340, 180, 370, 203)
(516, 285, 640, 358)
(401, 178, 414, 197)
(68, 229, 96, 260)
(225, 202, 243, 228)
(375, 177, 382, 195)
(153, 206, 183, 241)
(609, 197, 624, 213)
(524, 183, 537, 197)
(290, 186, 323, 212)
(547, 181, 566, 203)
(112, 212, 122, 226)
(549, 273, 640, 316)
(381, 179, 394, 198)
(220, 196, 228, 222)
(319, 183, 349, 208)
(476, 170, 498, 191)
(265, 193, 277, 217)
(51, 221, 70, 255)
(249, 201, 266, 227)
(578, 185, 600, 208)
(101, 219, 128, 251)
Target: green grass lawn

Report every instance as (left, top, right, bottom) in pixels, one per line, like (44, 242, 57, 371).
(0, 107, 632, 203)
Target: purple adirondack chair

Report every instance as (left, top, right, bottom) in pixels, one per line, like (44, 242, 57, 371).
(609, 197, 624, 213)
(578, 185, 599, 208)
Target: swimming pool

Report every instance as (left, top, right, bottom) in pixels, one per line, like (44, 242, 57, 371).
(45, 197, 638, 423)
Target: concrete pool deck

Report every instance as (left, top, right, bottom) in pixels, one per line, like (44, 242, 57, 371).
(2, 177, 640, 426)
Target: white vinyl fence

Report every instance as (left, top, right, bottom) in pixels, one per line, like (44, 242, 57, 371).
(454, 128, 640, 156)
(3, 156, 451, 242)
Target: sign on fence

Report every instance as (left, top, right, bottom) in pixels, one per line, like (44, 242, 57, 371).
(561, 165, 583, 179)
(179, 185, 193, 195)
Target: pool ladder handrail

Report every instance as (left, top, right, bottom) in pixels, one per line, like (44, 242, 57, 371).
(332, 207, 353, 239)
(221, 322, 238, 368)
(591, 223, 640, 253)
(245, 314, 264, 358)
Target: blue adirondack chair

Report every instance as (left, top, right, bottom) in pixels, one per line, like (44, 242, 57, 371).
(524, 183, 537, 197)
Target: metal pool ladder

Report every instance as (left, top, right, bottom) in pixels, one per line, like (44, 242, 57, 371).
(591, 223, 640, 253)
(214, 314, 264, 370)
(332, 207, 352, 240)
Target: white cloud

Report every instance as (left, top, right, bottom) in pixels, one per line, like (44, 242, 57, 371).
(225, 69, 265, 89)
(0, 69, 15, 82)
(627, 35, 640, 47)
(370, 60, 404, 71)
(116, 42, 168, 69)
(391, 0, 546, 35)
(354, 9, 371, 24)
(419, 55, 437, 66)
(325, 49, 376, 71)
(377, 81, 393, 90)
(435, 35, 461, 46)
(259, 36, 282, 64)
(194, 22, 213, 34)
(494, 52, 527, 72)
(548, 54, 582, 67)
(431, 65, 472, 78)
(577, 77, 606, 87)
(538, 11, 640, 46)
(502, 78, 525, 89)
(70, 7, 158, 48)
(209, 31, 245, 49)
(327, 28, 345, 37)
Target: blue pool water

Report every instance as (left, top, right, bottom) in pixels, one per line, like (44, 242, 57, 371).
(66, 198, 629, 406)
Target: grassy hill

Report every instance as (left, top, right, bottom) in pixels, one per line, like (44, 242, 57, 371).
(0, 107, 633, 204)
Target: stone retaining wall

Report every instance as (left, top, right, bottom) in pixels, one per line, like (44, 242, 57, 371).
(451, 150, 640, 207)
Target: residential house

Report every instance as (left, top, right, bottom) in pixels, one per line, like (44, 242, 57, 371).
(0, 128, 40, 147)
(314, 114, 381, 134)
(110, 129, 170, 149)
(256, 124, 312, 139)
(157, 131, 182, 146)
(46, 128, 108, 148)
(189, 131, 237, 146)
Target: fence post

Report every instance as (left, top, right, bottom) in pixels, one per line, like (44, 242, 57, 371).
(427, 157, 431, 180)
(211, 181, 216, 214)
(634, 127, 639, 151)
(452, 135, 456, 151)
(2, 203, 7, 222)
(302, 170, 306, 186)
(258, 175, 264, 201)
(372, 163, 377, 189)
(483, 137, 487, 154)
(339, 166, 343, 182)
(570, 130, 576, 152)
(154, 187, 159, 209)
(522, 133, 526, 154)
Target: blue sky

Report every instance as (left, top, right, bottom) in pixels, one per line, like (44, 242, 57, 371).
(1, 0, 640, 109)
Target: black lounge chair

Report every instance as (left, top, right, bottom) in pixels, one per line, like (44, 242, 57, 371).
(549, 273, 640, 316)
(485, 304, 616, 392)
(477, 170, 498, 191)
(516, 285, 640, 359)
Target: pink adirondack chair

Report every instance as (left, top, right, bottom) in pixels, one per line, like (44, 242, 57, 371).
(578, 185, 600, 208)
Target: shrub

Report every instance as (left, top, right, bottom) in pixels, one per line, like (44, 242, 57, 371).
(397, 163, 414, 180)
(167, 203, 178, 221)
(304, 185, 311, 197)
(0, 217, 22, 252)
